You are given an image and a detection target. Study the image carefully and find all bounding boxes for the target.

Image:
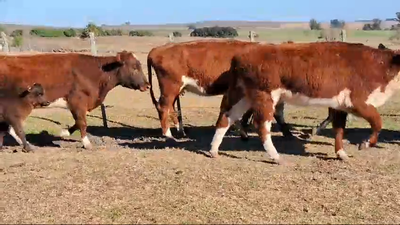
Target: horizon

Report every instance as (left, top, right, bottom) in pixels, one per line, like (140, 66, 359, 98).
(0, 0, 398, 28)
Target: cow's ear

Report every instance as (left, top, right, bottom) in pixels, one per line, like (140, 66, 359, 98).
(378, 43, 387, 50)
(116, 51, 129, 64)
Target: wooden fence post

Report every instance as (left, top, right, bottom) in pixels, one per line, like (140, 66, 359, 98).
(168, 33, 174, 42)
(89, 32, 108, 128)
(249, 30, 255, 42)
(340, 29, 346, 42)
(1, 32, 9, 53)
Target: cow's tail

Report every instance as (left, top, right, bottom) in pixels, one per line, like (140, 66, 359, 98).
(147, 56, 158, 107)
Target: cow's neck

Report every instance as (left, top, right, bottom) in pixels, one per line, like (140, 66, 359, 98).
(96, 56, 121, 105)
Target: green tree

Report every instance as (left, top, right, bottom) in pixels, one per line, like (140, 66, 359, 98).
(309, 19, 321, 30)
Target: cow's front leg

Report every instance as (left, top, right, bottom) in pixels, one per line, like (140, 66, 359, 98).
(210, 97, 251, 158)
(69, 108, 92, 150)
(9, 119, 35, 152)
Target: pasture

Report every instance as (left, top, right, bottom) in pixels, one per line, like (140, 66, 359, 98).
(1, 30, 400, 224)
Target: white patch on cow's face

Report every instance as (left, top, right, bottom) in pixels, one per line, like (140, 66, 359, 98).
(262, 121, 280, 162)
(365, 72, 400, 108)
(180, 76, 208, 96)
(46, 98, 69, 109)
(271, 88, 353, 110)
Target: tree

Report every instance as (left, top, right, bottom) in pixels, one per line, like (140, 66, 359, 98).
(362, 18, 382, 30)
(309, 19, 321, 30)
(330, 19, 345, 29)
(10, 29, 23, 37)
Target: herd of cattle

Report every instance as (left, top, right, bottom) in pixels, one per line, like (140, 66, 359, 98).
(0, 39, 399, 164)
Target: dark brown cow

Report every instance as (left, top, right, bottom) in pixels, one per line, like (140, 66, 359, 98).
(0, 83, 50, 152)
(209, 41, 400, 164)
(147, 39, 292, 140)
(0, 51, 149, 149)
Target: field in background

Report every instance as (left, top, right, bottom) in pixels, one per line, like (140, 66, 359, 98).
(1, 28, 400, 224)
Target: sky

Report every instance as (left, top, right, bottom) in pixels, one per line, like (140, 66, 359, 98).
(0, 0, 398, 28)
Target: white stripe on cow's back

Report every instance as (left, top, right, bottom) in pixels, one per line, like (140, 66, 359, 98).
(180, 75, 208, 96)
(365, 71, 400, 108)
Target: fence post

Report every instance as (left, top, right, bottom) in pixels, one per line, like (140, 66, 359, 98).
(168, 33, 174, 42)
(249, 30, 255, 42)
(89, 32, 108, 128)
(1, 32, 9, 53)
(340, 29, 346, 42)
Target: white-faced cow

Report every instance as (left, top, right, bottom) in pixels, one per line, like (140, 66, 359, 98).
(0, 51, 149, 150)
(147, 39, 293, 140)
(209, 41, 400, 164)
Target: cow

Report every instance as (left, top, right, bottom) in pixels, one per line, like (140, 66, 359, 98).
(309, 43, 399, 136)
(0, 83, 50, 152)
(0, 51, 150, 149)
(209, 41, 400, 164)
(147, 39, 293, 141)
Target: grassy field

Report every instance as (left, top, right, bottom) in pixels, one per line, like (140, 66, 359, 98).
(1, 29, 400, 224)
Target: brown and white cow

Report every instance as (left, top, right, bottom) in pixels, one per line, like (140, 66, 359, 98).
(0, 51, 149, 149)
(147, 39, 292, 140)
(209, 41, 400, 164)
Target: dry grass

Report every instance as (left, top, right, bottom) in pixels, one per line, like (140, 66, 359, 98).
(1, 34, 400, 224)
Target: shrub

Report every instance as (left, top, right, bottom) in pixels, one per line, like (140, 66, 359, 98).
(80, 23, 105, 39)
(10, 29, 23, 37)
(190, 26, 238, 38)
(330, 19, 345, 29)
(172, 31, 182, 37)
(104, 29, 123, 36)
(362, 18, 382, 31)
(12, 36, 23, 47)
(63, 28, 77, 37)
(309, 19, 321, 30)
(30, 28, 66, 37)
(129, 30, 154, 36)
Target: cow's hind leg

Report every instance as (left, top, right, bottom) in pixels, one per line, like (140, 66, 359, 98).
(68, 106, 92, 149)
(331, 109, 350, 160)
(210, 97, 251, 158)
(0, 122, 8, 149)
(273, 102, 293, 138)
(351, 102, 382, 150)
(9, 120, 35, 152)
(251, 92, 282, 164)
(312, 108, 334, 136)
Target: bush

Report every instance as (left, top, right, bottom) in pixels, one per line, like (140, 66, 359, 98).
(80, 23, 105, 38)
(190, 26, 238, 38)
(12, 36, 23, 47)
(30, 28, 66, 37)
(129, 30, 154, 37)
(0, 25, 5, 33)
(104, 29, 123, 36)
(309, 19, 321, 30)
(330, 19, 345, 29)
(172, 31, 182, 37)
(362, 18, 382, 31)
(63, 28, 77, 37)
(10, 29, 23, 37)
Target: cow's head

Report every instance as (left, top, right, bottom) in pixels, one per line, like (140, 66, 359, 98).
(19, 83, 50, 108)
(111, 51, 150, 92)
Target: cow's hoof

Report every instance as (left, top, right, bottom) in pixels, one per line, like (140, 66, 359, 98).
(22, 144, 37, 153)
(311, 127, 318, 136)
(358, 141, 370, 150)
(336, 149, 350, 161)
(240, 134, 249, 142)
(59, 129, 71, 137)
(209, 150, 219, 158)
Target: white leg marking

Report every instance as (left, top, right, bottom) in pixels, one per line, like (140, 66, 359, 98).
(59, 129, 71, 137)
(336, 149, 349, 160)
(82, 136, 92, 149)
(46, 98, 69, 109)
(164, 128, 173, 138)
(262, 121, 280, 162)
(175, 123, 181, 132)
(210, 98, 251, 157)
(8, 127, 22, 145)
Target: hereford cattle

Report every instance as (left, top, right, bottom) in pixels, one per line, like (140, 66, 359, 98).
(147, 39, 293, 140)
(0, 51, 150, 149)
(209, 41, 400, 164)
(0, 83, 50, 152)
(309, 43, 399, 136)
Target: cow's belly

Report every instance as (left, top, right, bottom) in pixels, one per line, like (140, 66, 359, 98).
(180, 76, 210, 96)
(271, 88, 353, 110)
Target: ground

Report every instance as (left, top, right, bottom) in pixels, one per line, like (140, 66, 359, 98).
(1, 31, 400, 224)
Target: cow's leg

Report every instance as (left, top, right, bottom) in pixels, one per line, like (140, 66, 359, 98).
(331, 109, 349, 160)
(68, 107, 92, 149)
(238, 109, 253, 141)
(174, 95, 186, 137)
(210, 97, 251, 158)
(8, 125, 23, 145)
(9, 120, 35, 152)
(157, 86, 180, 140)
(352, 103, 382, 150)
(0, 122, 8, 149)
(273, 102, 293, 137)
(312, 108, 334, 135)
(251, 92, 282, 164)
